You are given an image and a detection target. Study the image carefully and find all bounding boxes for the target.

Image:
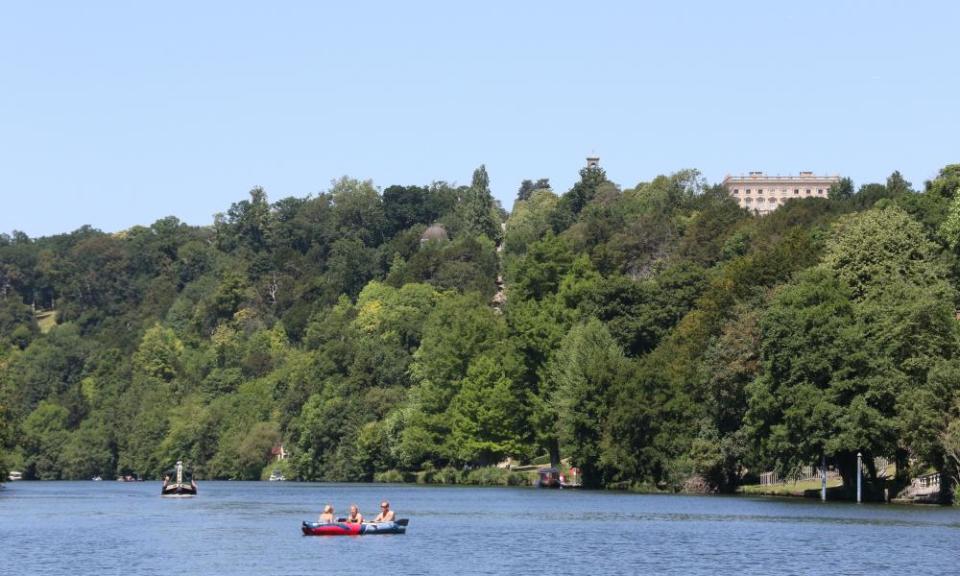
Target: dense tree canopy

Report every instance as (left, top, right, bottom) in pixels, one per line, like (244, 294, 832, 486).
(4, 164, 960, 503)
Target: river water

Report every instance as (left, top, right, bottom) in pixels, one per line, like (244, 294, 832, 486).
(2, 481, 958, 575)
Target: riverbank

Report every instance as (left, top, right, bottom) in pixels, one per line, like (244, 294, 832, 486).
(738, 477, 844, 498)
(374, 465, 536, 486)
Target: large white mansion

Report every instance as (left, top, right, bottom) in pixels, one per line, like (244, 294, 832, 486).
(723, 172, 841, 215)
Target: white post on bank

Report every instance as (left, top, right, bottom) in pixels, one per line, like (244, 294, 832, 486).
(821, 453, 827, 502)
(857, 452, 862, 503)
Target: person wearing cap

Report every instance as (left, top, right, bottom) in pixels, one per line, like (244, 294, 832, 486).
(373, 500, 395, 522)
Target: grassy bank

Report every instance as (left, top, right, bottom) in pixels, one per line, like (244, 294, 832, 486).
(374, 466, 536, 486)
(739, 477, 843, 497)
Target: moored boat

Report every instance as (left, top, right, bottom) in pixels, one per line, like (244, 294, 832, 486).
(7, 471, 22, 481)
(162, 460, 197, 496)
(536, 467, 561, 488)
(301, 519, 408, 536)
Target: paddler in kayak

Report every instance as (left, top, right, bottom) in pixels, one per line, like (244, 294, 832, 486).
(319, 504, 335, 523)
(373, 500, 395, 522)
(345, 504, 364, 524)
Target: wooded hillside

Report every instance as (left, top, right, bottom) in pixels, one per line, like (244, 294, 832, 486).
(3, 164, 960, 498)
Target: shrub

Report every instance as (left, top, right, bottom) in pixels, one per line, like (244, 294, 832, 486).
(374, 469, 407, 483)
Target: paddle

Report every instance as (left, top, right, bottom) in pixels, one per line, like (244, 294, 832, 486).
(335, 517, 409, 525)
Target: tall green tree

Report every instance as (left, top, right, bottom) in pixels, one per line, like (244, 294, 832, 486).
(401, 293, 505, 466)
(828, 177, 855, 201)
(745, 268, 867, 485)
(549, 319, 626, 488)
(21, 401, 71, 479)
(329, 176, 387, 247)
(449, 349, 529, 465)
(516, 178, 551, 203)
(749, 206, 959, 497)
(0, 401, 10, 481)
(221, 187, 273, 253)
(453, 165, 500, 240)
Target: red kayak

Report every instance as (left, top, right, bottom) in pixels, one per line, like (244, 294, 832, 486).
(301, 519, 408, 536)
(302, 522, 362, 536)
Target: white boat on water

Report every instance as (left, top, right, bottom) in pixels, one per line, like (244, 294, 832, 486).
(162, 460, 197, 496)
(268, 469, 286, 481)
(7, 471, 23, 481)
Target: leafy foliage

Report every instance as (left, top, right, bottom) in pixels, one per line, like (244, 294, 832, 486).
(3, 164, 960, 502)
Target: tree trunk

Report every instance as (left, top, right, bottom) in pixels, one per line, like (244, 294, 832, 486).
(938, 464, 954, 505)
(548, 438, 560, 469)
(893, 448, 910, 498)
(834, 451, 858, 501)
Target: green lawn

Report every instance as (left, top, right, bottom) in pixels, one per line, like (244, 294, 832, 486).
(739, 477, 843, 497)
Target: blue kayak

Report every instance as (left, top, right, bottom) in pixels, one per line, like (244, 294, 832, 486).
(359, 520, 407, 535)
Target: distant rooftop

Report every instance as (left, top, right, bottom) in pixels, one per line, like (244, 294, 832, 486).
(723, 171, 840, 183)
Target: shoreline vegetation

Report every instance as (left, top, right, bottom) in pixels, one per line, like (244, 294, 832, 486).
(739, 478, 843, 498)
(5, 164, 960, 505)
(375, 466, 534, 487)
(0, 471, 924, 504)
(0, 460, 944, 505)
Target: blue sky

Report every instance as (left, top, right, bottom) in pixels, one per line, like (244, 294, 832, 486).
(2, 1, 957, 237)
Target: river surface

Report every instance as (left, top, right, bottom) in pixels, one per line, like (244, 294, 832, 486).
(2, 481, 958, 575)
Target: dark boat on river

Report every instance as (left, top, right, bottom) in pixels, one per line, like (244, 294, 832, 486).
(537, 466, 581, 488)
(536, 467, 561, 488)
(162, 460, 197, 496)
